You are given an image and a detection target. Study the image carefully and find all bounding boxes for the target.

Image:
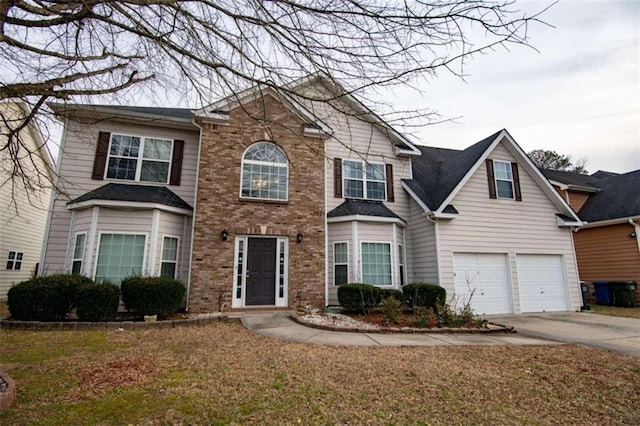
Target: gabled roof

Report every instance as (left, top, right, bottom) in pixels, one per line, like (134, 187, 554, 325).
(578, 170, 640, 222)
(541, 169, 600, 189)
(403, 129, 581, 223)
(327, 199, 401, 219)
(591, 170, 620, 179)
(68, 183, 193, 212)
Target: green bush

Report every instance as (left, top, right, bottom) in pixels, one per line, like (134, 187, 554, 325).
(379, 288, 404, 302)
(7, 274, 94, 321)
(380, 296, 403, 324)
(337, 283, 382, 314)
(76, 282, 120, 322)
(403, 283, 446, 311)
(120, 276, 186, 316)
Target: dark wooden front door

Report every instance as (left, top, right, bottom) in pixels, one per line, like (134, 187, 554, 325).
(246, 238, 277, 306)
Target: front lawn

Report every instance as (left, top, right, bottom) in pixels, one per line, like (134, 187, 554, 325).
(1, 322, 639, 425)
(590, 304, 640, 319)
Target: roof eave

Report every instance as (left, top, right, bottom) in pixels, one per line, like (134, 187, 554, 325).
(67, 199, 193, 216)
(327, 214, 406, 225)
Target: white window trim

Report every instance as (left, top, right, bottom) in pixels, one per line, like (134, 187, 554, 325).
(493, 160, 515, 200)
(6, 250, 24, 271)
(360, 240, 394, 287)
(333, 241, 349, 286)
(159, 234, 180, 278)
(398, 243, 405, 286)
(232, 236, 288, 308)
(71, 232, 87, 274)
(93, 232, 148, 283)
(105, 132, 174, 184)
(342, 159, 386, 201)
(239, 142, 289, 202)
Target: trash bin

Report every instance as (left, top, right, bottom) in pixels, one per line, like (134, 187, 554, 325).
(580, 281, 591, 311)
(610, 281, 637, 308)
(593, 281, 612, 305)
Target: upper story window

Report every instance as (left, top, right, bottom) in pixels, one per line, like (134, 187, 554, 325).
(107, 134, 173, 183)
(343, 160, 386, 200)
(241, 142, 288, 200)
(493, 160, 514, 199)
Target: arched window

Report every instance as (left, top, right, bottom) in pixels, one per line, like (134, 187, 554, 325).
(241, 142, 288, 200)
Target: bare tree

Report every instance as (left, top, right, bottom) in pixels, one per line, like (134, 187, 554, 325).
(1, 0, 552, 200)
(528, 149, 589, 174)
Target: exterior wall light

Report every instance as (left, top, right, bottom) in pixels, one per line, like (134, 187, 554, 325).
(630, 232, 637, 238)
(296, 232, 303, 243)
(221, 229, 228, 241)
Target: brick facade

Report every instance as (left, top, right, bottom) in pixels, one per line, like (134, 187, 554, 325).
(189, 95, 326, 312)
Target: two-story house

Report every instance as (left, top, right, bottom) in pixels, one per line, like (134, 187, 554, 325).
(1, 100, 54, 302)
(41, 75, 584, 314)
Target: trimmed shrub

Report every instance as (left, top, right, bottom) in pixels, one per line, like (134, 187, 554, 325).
(7, 274, 94, 321)
(403, 283, 446, 311)
(120, 276, 186, 316)
(337, 283, 381, 314)
(380, 296, 403, 324)
(76, 282, 120, 322)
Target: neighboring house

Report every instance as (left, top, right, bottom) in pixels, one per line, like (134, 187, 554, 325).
(543, 169, 640, 303)
(41, 76, 584, 314)
(0, 101, 54, 301)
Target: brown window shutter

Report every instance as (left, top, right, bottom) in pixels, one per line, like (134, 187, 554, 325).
(170, 139, 185, 185)
(385, 163, 394, 202)
(486, 159, 497, 199)
(334, 158, 342, 198)
(511, 162, 522, 201)
(92, 131, 111, 180)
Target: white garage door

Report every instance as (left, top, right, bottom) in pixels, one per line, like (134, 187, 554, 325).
(453, 253, 512, 315)
(517, 254, 569, 313)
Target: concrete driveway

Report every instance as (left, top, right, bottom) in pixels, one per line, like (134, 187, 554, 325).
(488, 312, 640, 357)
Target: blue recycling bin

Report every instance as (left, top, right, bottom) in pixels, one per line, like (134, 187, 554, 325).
(593, 281, 612, 305)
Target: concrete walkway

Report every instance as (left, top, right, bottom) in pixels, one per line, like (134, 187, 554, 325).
(240, 312, 558, 347)
(488, 312, 640, 357)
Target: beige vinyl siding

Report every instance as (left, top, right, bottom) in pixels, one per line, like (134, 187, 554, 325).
(407, 198, 438, 284)
(0, 103, 53, 298)
(437, 141, 581, 313)
(574, 223, 640, 303)
(42, 118, 198, 283)
(157, 212, 192, 282)
(327, 222, 353, 305)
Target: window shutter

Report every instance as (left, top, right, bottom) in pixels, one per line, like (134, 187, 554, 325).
(385, 163, 394, 202)
(511, 162, 522, 201)
(486, 159, 497, 199)
(91, 131, 111, 180)
(170, 139, 185, 185)
(334, 158, 342, 198)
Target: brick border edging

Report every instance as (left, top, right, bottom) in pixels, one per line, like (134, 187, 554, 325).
(0, 315, 241, 331)
(290, 312, 515, 334)
(0, 369, 16, 410)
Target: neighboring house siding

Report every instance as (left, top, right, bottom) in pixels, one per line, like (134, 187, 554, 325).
(42, 119, 198, 283)
(0, 102, 52, 299)
(566, 191, 590, 212)
(574, 223, 640, 303)
(407, 198, 438, 284)
(437, 141, 580, 312)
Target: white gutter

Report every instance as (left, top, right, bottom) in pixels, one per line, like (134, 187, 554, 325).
(426, 214, 442, 286)
(629, 219, 640, 255)
(579, 215, 640, 229)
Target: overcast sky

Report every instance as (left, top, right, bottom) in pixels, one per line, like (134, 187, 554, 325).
(389, 0, 639, 174)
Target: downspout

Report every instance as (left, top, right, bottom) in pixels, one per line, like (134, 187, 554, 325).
(629, 219, 640, 255)
(186, 118, 205, 312)
(425, 214, 442, 285)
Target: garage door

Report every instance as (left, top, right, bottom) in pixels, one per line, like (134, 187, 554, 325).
(453, 253, 512, 315)
(517, 254, 569, 313)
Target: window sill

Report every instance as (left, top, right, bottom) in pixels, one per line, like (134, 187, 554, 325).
(239, 197, 289, 205)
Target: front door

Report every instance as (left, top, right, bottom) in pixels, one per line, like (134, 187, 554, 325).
(246, 238, 277, 306)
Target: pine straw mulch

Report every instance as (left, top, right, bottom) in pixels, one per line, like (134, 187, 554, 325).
(1, 321, 639, 425)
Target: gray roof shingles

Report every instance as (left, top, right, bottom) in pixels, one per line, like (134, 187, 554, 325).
(69, 183, 193, 211)
(327, 199, 402, 220)
(403, 130, 502, 210)
(541, 169, 599, 189)
(577, 170, 640, 222)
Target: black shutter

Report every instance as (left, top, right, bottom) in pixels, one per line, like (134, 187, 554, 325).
(486, 159, 497, 199)
(92, 131, 111, 180)
(385, 163, 394, 202)
(511, 162, 522, 201)
(334, 158, 342, 198)
(170, 139, 185, 185)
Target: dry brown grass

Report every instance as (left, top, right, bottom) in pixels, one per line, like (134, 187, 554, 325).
(591, 305, 640, 319)
(1, 321, 639, 425)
